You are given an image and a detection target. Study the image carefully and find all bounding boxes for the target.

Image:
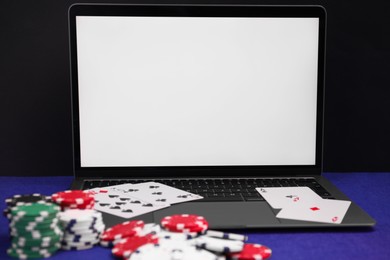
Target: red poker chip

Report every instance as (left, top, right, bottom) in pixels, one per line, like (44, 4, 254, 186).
(52, 190, 94, 206)
(229, 243, 272, 260)
(112, 234, 159, 258)
(161, 214, 208, 233)
(163, 223, 207, 233)
(61, 200, 94, 207)
(62, 201, 95, 210)
(58, 199, 95, 210)
(101, 220, 144, 241)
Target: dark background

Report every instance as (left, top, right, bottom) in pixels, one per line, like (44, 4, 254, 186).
(1, 0, 389, 176)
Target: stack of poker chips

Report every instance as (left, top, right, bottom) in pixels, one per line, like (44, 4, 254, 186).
(58, 209, 105, 250)
(51, 190, 94, 210)
(6, 201, 63, 259)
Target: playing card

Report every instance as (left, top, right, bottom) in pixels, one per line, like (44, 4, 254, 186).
(87, 188, 169, 219)
(110, 182, 203, 205)
(276, 198, 351, 224)
(256, 187, 323, 209)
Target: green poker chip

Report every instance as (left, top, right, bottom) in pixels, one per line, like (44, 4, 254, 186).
(7, 244, 60, 259)
(10, 216, 59, 227)
(10, 227, 63, 239)
(10, 221, 60, 232)
(11, 240, 61, 251)
(11, 242, 61, 252)
(10, 219, 60, 229)
(7, 213, 59, 222)
(10, 202, 60, 218)
(11, 237, 62, 249)
(12, 234, 62, 248)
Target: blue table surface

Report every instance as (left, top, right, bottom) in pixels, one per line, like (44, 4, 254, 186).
(1, 173, 389, 259)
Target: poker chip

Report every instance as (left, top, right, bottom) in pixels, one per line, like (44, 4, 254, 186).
(12, 234, 62, 247)
(204, 230, 248, 241)
(7, 243, 60, 259)
(58, 209, 102, 224)
(9, 215, 58, 227)
(138, 223, 162, 236)
(193, 236, 244, 253)
(61, 238, 100, 247)
(5, 194, 51, 207)
(65, 224, 105, 236)
(9, 223, 60, 235)
(161, 214, 208, 233)
(63, 233, 101, 242)
(229, 243, 272, 260)
(130, 240, 219, 260)
(112, 233, 159, 258)
(10, 226, 63, 239)
(61, 244, 95, 251)
(157, 229, 200, 241)
(51, 190, 94, 210)
(101, 220, 144, 242)
(100, 240, 116, 247)
(11, 242, 61, 251)
(10, 202, 60, 218)
(9, 213, 60, 224)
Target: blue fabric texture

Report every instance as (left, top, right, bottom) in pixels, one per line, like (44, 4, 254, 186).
(0, 173, 388, 259)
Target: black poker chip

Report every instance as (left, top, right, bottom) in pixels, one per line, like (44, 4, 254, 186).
(5, 194, 52, 207)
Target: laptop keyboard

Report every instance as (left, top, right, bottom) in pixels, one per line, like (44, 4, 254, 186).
(82, 178, 334, 202)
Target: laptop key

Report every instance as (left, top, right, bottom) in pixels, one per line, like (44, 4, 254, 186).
(206, 193, 224, 198)
(109, 180, 119, 185)
(83, 181, 98, 189)
(100, 180, 111, 187)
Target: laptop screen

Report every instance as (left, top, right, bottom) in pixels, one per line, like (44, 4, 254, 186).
(69, 5, 325, 175)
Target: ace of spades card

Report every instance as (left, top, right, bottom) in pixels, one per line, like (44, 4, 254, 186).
(111, 182, 203, 205)
(87, 188, 169, 219)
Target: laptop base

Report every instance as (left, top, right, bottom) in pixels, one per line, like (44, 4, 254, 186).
(73, 176, 376, 229)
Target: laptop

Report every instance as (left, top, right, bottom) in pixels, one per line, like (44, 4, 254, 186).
(68, 4, 375, 229)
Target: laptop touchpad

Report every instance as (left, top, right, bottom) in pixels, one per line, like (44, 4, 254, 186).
(153, 202, 279, 229)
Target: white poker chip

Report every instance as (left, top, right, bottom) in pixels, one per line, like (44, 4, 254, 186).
(204, 230, 248, 241)
(130, 245, 171, 260)
(62, 238, 100, 247)
(100, 240, 116, 247)
(130, 240, 219, 260)
(63, 233, 102, 242)
(63, 233, 101, 242)
(61, 220, 104, 231)
(193, 236, 244, 253)
(61, 243, 95, 251)
(58, 209, 102, 223)
(138, 223, 162, 236)
(157, 230, 199, 241)
(64, 223, 106, 233)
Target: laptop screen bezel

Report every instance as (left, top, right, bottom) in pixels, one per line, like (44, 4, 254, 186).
(68, 4, 326, 178)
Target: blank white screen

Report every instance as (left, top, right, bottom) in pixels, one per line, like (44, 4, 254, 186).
(76, 16, 319, 167)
